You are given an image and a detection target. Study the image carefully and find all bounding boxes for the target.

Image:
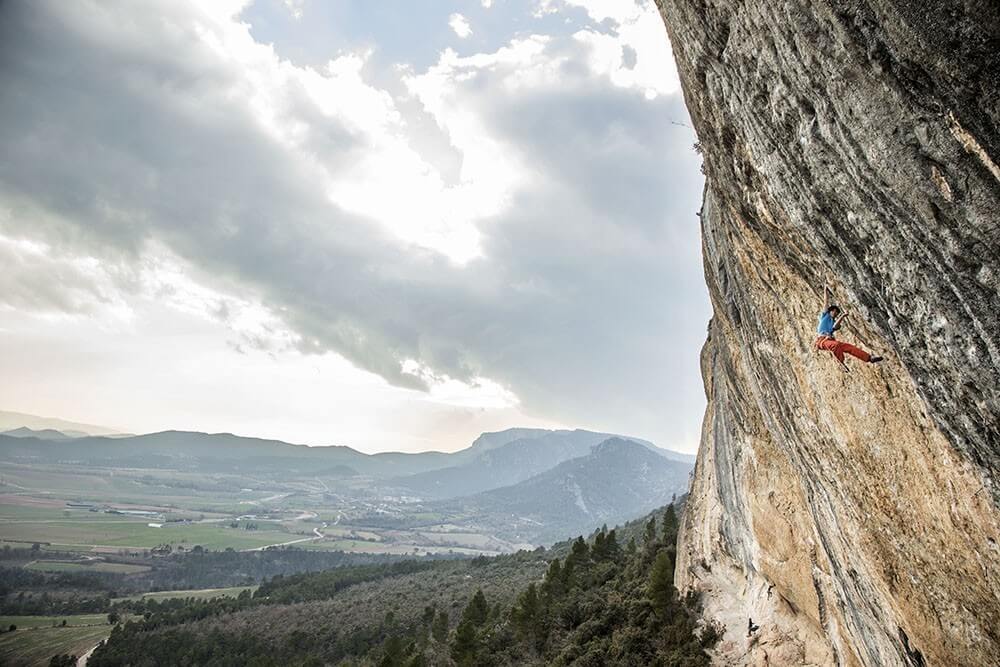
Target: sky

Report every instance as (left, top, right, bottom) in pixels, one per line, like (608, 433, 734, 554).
(0, 0, 709, 454)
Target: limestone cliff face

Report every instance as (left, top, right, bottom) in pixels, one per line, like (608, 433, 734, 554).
(654, 1, 1000, 664)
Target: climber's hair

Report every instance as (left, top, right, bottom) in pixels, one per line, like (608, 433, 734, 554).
(827, 305, 841, 315)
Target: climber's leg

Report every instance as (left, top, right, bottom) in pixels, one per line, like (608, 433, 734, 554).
(815, 336, 882, 366)
(835, 341, 870, 363)
(815, 336, 844, 362)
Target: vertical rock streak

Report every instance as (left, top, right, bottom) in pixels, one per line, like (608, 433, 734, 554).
(656, 1, 1000, 664)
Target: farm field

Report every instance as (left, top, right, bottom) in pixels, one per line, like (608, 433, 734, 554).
(24, 560, 151, 574)
(0, 614, 110, 629)
(0, 465, 267, 513)
(0, 621, 112, 667)
(0, 459, 525, 557)
(0, 517, 298, 550)
(113, 585, 257, 603)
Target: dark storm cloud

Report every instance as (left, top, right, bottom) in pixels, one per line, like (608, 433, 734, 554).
(0, 0, 708, 446)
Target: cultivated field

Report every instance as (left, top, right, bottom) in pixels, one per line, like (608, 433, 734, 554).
(113, 585, 257, 603)
(24, 560, 151, 574)
(0, 618, 113, 667)
(0, 461, 523, 557)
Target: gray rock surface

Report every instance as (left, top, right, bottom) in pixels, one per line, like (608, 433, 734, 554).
(654, 1, 1000, 664)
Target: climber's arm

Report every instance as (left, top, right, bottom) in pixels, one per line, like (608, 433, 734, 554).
(833, 311, 849, 331)
(824, 284, 832, 310)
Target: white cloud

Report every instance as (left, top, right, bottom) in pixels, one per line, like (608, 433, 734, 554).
(550, 0, 680, 98)
(0, 0, 707, 452)
(449, 13, 473, 39)
(0, 233, 132, 321)
(481, 0, 494, 7)
(282, 0, 305, 19)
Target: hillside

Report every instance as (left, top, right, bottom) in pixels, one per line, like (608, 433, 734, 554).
(439, 438, 691, 544)
(85, 502, 713, 666)
(656, 0, 1000, 664)
(393, 429, 683, 499)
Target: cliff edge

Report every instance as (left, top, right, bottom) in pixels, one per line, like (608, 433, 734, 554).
(655, 1, 1000, 664)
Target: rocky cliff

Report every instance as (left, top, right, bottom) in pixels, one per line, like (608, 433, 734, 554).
(654, 1, 1000, 664)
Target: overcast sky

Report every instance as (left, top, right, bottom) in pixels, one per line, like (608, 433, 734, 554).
(0, 0, 709, 454)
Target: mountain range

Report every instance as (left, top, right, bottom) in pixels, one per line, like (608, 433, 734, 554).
(0, 413, 695, 541)
(0, 409, 122, 436)
(391, 429, 689, 499)
(434, 437, 692, 542)
(0, 419, 691, 492)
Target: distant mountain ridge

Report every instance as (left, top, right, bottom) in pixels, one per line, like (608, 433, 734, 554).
(435, 437, 692, 543)
(392, 429, 678, 499)
(0, 430, 454, 478)
(1, 426, 78, 440)
(0, 410, 121, 436)
(0, 423, 692, 484)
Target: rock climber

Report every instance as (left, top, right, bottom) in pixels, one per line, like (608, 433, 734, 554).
(816, 285, 883, 371)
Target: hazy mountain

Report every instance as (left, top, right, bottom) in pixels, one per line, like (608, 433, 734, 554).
(0, 423, 693, 490)
(461, 428, 550, 456)
(0, 430, 454, 478)
(1, 426, 77, 440)
(442, 437, 692, 543)
(0, 409, 121, 436)
(392, 428, 687, 499)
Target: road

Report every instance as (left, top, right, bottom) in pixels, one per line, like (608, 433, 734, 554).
(77, 642, 101, 666)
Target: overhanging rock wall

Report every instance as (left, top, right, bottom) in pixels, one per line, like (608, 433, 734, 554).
(654, 1, 1000, 664)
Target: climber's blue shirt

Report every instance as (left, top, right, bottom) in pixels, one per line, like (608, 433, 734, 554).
(817, 311, 835, 336)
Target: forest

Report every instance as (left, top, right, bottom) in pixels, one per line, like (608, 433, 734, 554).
(86, 503, 717, 666)
(0, 547, 431, 617)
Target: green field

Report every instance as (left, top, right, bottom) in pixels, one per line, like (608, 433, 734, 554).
(24, 560, 151, 574)
(0, 518, 303, 551)
(0, 614, 109, 629)
(0, 464, 271, 513)
(0, 622, 111, 667)
(0, 462, 507, 557)
(113, 585, 257, 603)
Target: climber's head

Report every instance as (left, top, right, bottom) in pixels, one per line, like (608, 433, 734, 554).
(827, 305, 841, 317)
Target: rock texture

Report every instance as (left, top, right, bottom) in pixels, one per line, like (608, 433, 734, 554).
(654, 1, 1000, 664)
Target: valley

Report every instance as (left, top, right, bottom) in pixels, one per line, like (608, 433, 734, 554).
(0, 428, 692, 558)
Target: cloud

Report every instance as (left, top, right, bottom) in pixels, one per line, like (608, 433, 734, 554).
(449, 13, 473, 39)
(560, 0, 680, 98)
(282, 0, 304, 19)
(0, 0, 708, 449)
(0, 235, 131, 318)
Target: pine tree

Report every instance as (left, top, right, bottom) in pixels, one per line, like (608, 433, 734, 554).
(648, 550, 675, 616)
(542, 558, 563, 599)
(462, 590, 490, 627)
(512, 582, 539, 636)
(605, 529, 620, 560)
(431, 610, 449, 643)
(379, 636, 404, 667)
(569, 536, 590, 563)
(450, 620, 479, 666)
(592, 530, 607, 561)
(562, 557, 576, 590)
(643, 516, 657, 547)
(662, 504, 679, 541)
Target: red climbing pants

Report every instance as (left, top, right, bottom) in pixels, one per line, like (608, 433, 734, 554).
(815, 336, 870, 363)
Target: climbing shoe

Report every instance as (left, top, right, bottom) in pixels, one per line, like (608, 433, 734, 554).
(869, 356, 884, 363)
